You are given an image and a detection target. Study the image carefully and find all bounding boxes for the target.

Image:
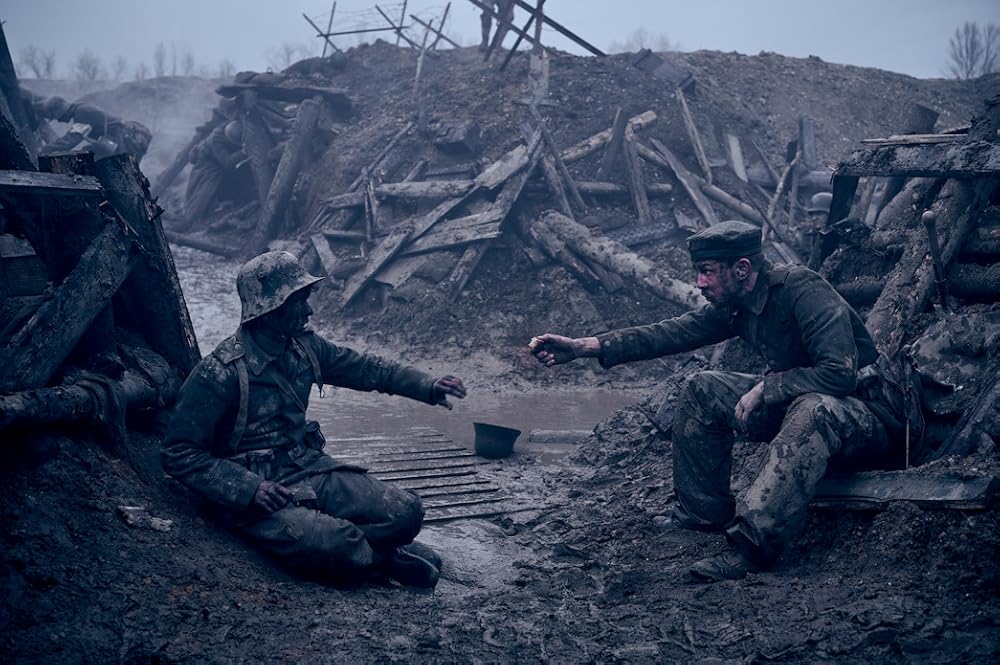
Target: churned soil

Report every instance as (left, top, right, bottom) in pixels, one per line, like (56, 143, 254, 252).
(3, 43, 999, 663)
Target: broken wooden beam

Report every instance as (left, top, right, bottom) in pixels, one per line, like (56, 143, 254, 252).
(866, 178, 995, 356)
(250, 97, 323, 255)
(0, 220, 138, 392)
(643, 139, 719, 227)
(218, 82, 351, 114)
(0, 169, 103, 198)
(530, 106, 586, 213)
(95, 154, 201, 375)
(675, 86, 713, 185)
(596, 108, 626, 181)
(624, 130, 652, 224)
(239, 91, 278, 208)
(574, 181, 673, 197)
(164, 230, 242, 258)
(561, 111, 657, 164)
(514, 213, 601, 291)
(811, 471, 997, 511)
(538, 210, 704, 308)
(836, 140, 1000, 178)
(509, 0, 606, 56)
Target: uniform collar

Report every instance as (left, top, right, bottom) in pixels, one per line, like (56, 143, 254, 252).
(741, 262, 774, 316)
(237, 326, 285, 375)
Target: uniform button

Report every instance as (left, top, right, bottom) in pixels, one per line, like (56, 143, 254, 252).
(603, 340, 611, 347)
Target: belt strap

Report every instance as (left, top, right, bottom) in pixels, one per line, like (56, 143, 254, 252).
(226, 357, 250, 454)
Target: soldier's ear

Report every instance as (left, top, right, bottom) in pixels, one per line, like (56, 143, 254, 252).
(734, 258, 751, 279)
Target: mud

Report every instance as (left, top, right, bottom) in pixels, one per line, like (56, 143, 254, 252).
(3, 45, 1000, 664)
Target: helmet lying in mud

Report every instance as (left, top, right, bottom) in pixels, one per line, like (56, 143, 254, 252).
(236, 251, 324, 324)
(807, 191, 833, 214)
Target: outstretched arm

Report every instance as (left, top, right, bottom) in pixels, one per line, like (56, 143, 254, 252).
(430, 375, 467, 410)
(529, 334, 601, 367)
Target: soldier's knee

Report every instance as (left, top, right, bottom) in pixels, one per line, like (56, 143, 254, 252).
(385, 488, 424, 542)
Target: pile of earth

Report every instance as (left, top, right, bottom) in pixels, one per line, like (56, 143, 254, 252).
(279, 41, 997, 389)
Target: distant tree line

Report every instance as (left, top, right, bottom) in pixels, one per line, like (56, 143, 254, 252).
(947, 21, 1000, 79)
(16, 42, 238, 81)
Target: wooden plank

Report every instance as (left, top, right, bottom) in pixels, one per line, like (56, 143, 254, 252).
(394, 478, 495, 492)
(596, 108, 626, 180)
(217, 82, 351, 113)
(675, 86, 713, 184)
(404, 215, 503, 255)
(624, 131, 652, 224)
(859, 134, 962, 145)
(377, 180, 475, 199)
(799, 117, 818, 170)
(373, 253, 431, 288)
(417, 486, 501, 500)
(0, 221, 138, 391)
(726, 134, 748, 183)
(574, 181, 672, 197)
(644, 139, 719, 227)
(812, 472, 997, 511)
(340, 224, 412, 306)
(561, 111, 657, 164)
(367, 459, 483, 474)
(95, 154, 201, 375)
(837, 140, 1000, 178)
(474, 144, 529, 189)
(250, 97, 323, 254)
(0, 170, 103, 197)
(374, 468, 478, 482)
(529, 106, 586, 213)
(423, 495, 509, 510)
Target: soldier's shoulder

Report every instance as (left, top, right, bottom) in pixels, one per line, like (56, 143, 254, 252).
(212, 334, 247, 364)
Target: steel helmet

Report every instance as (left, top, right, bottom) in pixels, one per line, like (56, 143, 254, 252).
(236, 251, 324, 324)
(807, 191, 833, 214)
(223, 120, 242, 144)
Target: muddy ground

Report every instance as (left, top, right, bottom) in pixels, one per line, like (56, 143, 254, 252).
(3, 44, 1000, 663)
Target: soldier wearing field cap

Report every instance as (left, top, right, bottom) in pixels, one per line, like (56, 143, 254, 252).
(530, 221, 914, 581)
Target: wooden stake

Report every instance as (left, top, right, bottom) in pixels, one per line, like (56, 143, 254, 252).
(676, 86, 713, 185)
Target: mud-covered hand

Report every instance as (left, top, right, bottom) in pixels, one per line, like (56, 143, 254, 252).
(734, 381, 765, 429)
(253, 480, 294, 513)
(431, 375, 467, 410)
(529, 333, 596, 367)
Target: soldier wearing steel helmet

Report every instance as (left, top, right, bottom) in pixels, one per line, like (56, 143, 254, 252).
(162, 251, 466, 588)
(530, 221, 916, 582)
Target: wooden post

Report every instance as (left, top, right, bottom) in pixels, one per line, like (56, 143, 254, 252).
(530, 106, 585, 213)
(676, 86, 713, 185)
(866, 178, 994, 356)
(239, 91, 278, 207)
(430, 2, 452, 50)
(726, 134, 748, 183)
(95, 154, 201, 375)
(596, 108, 626, 181)
(0, 221, 138, 391)
(623, 130, 652, 225)
(249, 97, 322, 254)
(323, 2, 337, 56)
(644, 139, 719, 227)
(396, 0, 408, 45)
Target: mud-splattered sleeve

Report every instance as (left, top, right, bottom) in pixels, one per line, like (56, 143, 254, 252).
(161, 357, 263, 509)
(312, 335, 438, 405)
(596, 305, 734, 368)
(761, 272, 859, 405)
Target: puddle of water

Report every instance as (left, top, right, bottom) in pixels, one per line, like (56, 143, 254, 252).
(307, 387, 636, 453)
(172, 243, 640, 450)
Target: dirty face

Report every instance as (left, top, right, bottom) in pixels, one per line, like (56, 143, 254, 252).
(273, 287, 314, 336)
(694, 259, 744, 305)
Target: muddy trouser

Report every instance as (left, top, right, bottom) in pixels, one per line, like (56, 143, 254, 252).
(236, 469, 424, 582)
(671, 370, 891, 567)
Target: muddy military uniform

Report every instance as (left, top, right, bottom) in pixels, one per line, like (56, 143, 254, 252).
(163, 252, 446, 583)
(596, 258, 907, 568)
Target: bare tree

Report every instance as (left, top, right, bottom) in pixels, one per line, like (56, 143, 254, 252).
(73, 49, 104, 81)
(135, 62, 149, 81)
(170, 42, 178, 76)
(42, 50, 56, 78)
(265, 42, 313, 71)
(181, 50, 196, 76)
(947, 21, 1000, 79)
(153, 42, 167, 77)
(18, 45, 44, 78)
(218, 58, 235, 78)
(112, 55, 129, 81)
(608, 27, 676, 54)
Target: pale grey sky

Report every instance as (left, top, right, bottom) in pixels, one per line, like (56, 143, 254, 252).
(3, 0, 999, 80)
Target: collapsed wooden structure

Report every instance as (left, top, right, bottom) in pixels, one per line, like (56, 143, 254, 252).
(0, 25, 197, 438)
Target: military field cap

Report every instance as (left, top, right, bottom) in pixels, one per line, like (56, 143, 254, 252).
(687, 220, 762, 262)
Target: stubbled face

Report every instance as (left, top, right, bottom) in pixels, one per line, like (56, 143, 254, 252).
(694, 260, 743, 305)
(273, 288, 314, 336)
